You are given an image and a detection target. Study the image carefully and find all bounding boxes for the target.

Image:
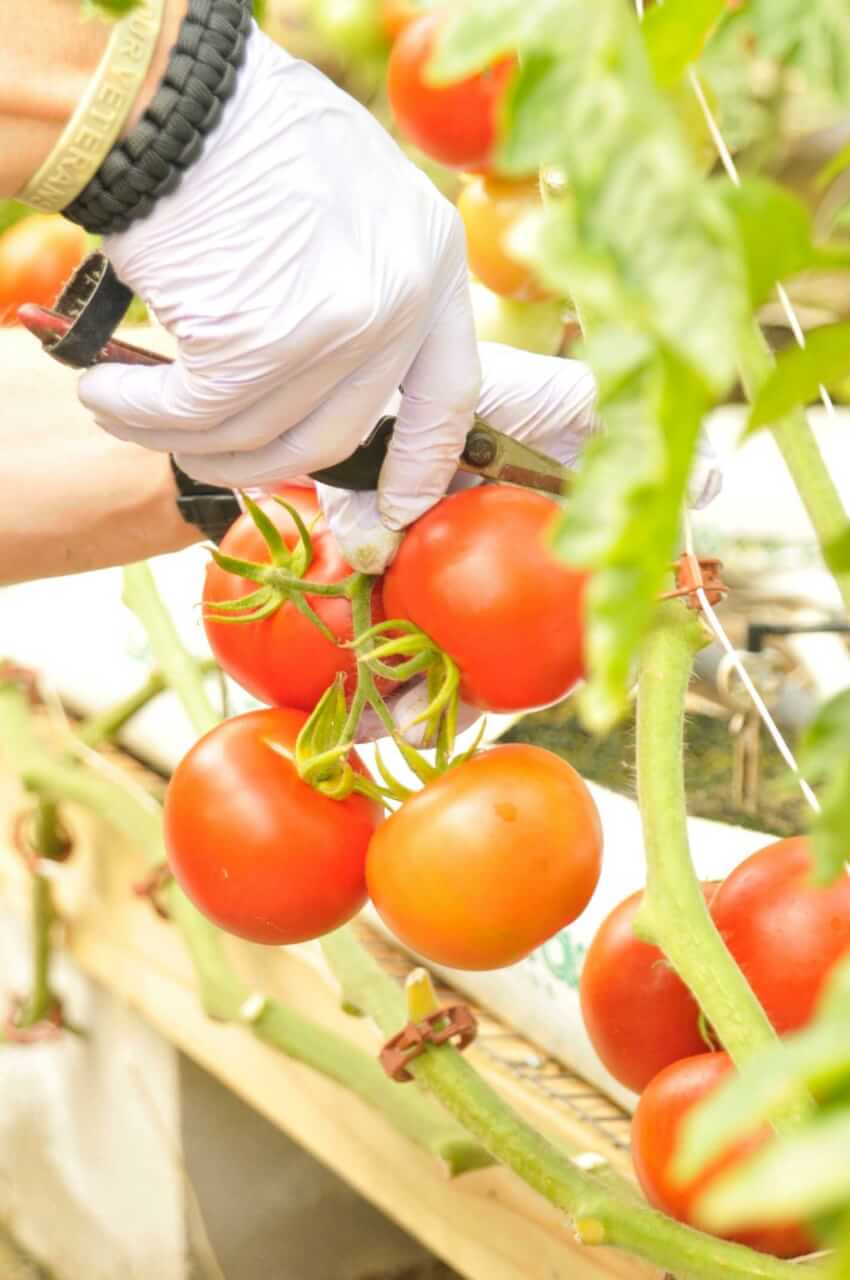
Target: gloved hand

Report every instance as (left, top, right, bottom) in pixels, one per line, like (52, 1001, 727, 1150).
(318, 341, 723, 570)
(334, 342, 722, 741)
(77, 22, 481, 560)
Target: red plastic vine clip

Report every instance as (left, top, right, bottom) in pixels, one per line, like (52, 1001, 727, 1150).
(379, 1004, 478, 1083)
(660, 553, 727, 612)
(4, 994, 65, 1044)
(132, 863, 174, 920)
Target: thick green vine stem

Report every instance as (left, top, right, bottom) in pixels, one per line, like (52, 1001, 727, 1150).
(632, 601, 782, 1063)
(15, 794, 64, 1029)
(76, 660, 219, 748)
(320, 929, 815, 1280)
(737, 321, 850, 617)
(0, 677, 491, 1176)
(123, 563, 220, 736)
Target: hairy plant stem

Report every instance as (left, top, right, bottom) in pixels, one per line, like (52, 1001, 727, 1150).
(76, 661, 219, 748)
(632, 602, 783, 1063)
(320, 929, 815, 1280)
(0, 676, 491, 1174)
(16, 795, 67, 1028)
(737, 321, 850, 616)
(123, 563, 220, 736)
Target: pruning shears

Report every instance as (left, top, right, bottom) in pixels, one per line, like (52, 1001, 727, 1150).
(18, 252, 573, 498)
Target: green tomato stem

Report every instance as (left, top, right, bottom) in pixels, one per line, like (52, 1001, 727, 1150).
(18, 871, 55, 1029)
(122, 564, 220, 736)
(632, 602, 783, 1064)
(15, 793, 68, 1029)
(737, 321, 850, 616)
(266, 569, 357, 599)
(76, 660, 220, 748)
(320, 928, 814, 1280)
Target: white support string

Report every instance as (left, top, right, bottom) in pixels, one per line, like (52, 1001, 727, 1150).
(685, 66, 836, 420)
(682, 514, 822, 815)
(633, 4, 825, 815)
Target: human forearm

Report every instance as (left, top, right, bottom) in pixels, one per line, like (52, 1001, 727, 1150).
(0, 363, 199, 585)
(0, 0, 188, 199)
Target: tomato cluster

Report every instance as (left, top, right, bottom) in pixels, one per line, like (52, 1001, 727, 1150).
(167, 484, 599, 970)
(580, 835, 850, 1256)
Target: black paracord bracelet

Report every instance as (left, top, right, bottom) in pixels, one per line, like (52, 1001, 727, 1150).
(63, 0, 252, 236)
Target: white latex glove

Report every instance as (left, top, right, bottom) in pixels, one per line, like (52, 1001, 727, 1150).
(318, 341, 723, 569)
(345, 343, 596, 741)
(319, 341, 597, 569)
(77, 23, 481, 549)
(333, 343, 722, 741)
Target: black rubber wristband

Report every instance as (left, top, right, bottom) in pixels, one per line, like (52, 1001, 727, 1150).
(169, 457, 241, 544)
(63, 0, 252, 236)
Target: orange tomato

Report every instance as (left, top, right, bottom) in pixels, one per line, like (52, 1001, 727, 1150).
(458, 176, 553, 302)
(632, 1053, 814, 1258)
(367, 744, 602, 969)
(380, 0, 429, 40)
(387, 12, 515, 171)
(0, 214, 86, 325)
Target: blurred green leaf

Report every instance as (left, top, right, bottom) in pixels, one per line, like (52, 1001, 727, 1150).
(746, 0, 850, 105)
(676, 1020, 850, 1181)
(253, 0, 267, 24)
(552, 344, 710, 729)
(746, 322, 850, 432)
(0, 201, 30, 237)
(696, 1110, 850, 1229)
(824, 524, 850, 573)
(437, 0, 748, 727)
(84, 0, 140, 14)
(723, 178, 820, 308)
(816, 137, 850, 193)
(799, 690, 850, 883)
(641, 0, 727, 88)
(430, 1, 564, 82)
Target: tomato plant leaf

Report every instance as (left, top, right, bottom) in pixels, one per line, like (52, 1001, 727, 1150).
(429, 1, 565, 83)
(676, 1003, 850, 1179)
(551, 344, 710, 729)
(745, 0, 850, 105)
(641, 0, 728, 89)
(82, 0, 140, 13)
(437, 0, 749, 728)
(799, 689, 850, 883)
(746, 322, 850, 433)
(723, 178, 821, 309)
(696, 1110, 850, 1229)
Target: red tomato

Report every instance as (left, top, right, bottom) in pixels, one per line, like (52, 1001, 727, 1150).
(711, 836, 850, 1033)
(367, 744, 602, 969)
(0, 214, 86, 325)
(381, 0, 429, 40)
(387, 13, 515, 171)
(383, 486, 586, 713)
(204, 487, 391, 711)
(632, 1053, 814, 1258)
(458, 176, 553, 302)
(164, 708, 379, 944)
(580, 885, 718, 1093)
